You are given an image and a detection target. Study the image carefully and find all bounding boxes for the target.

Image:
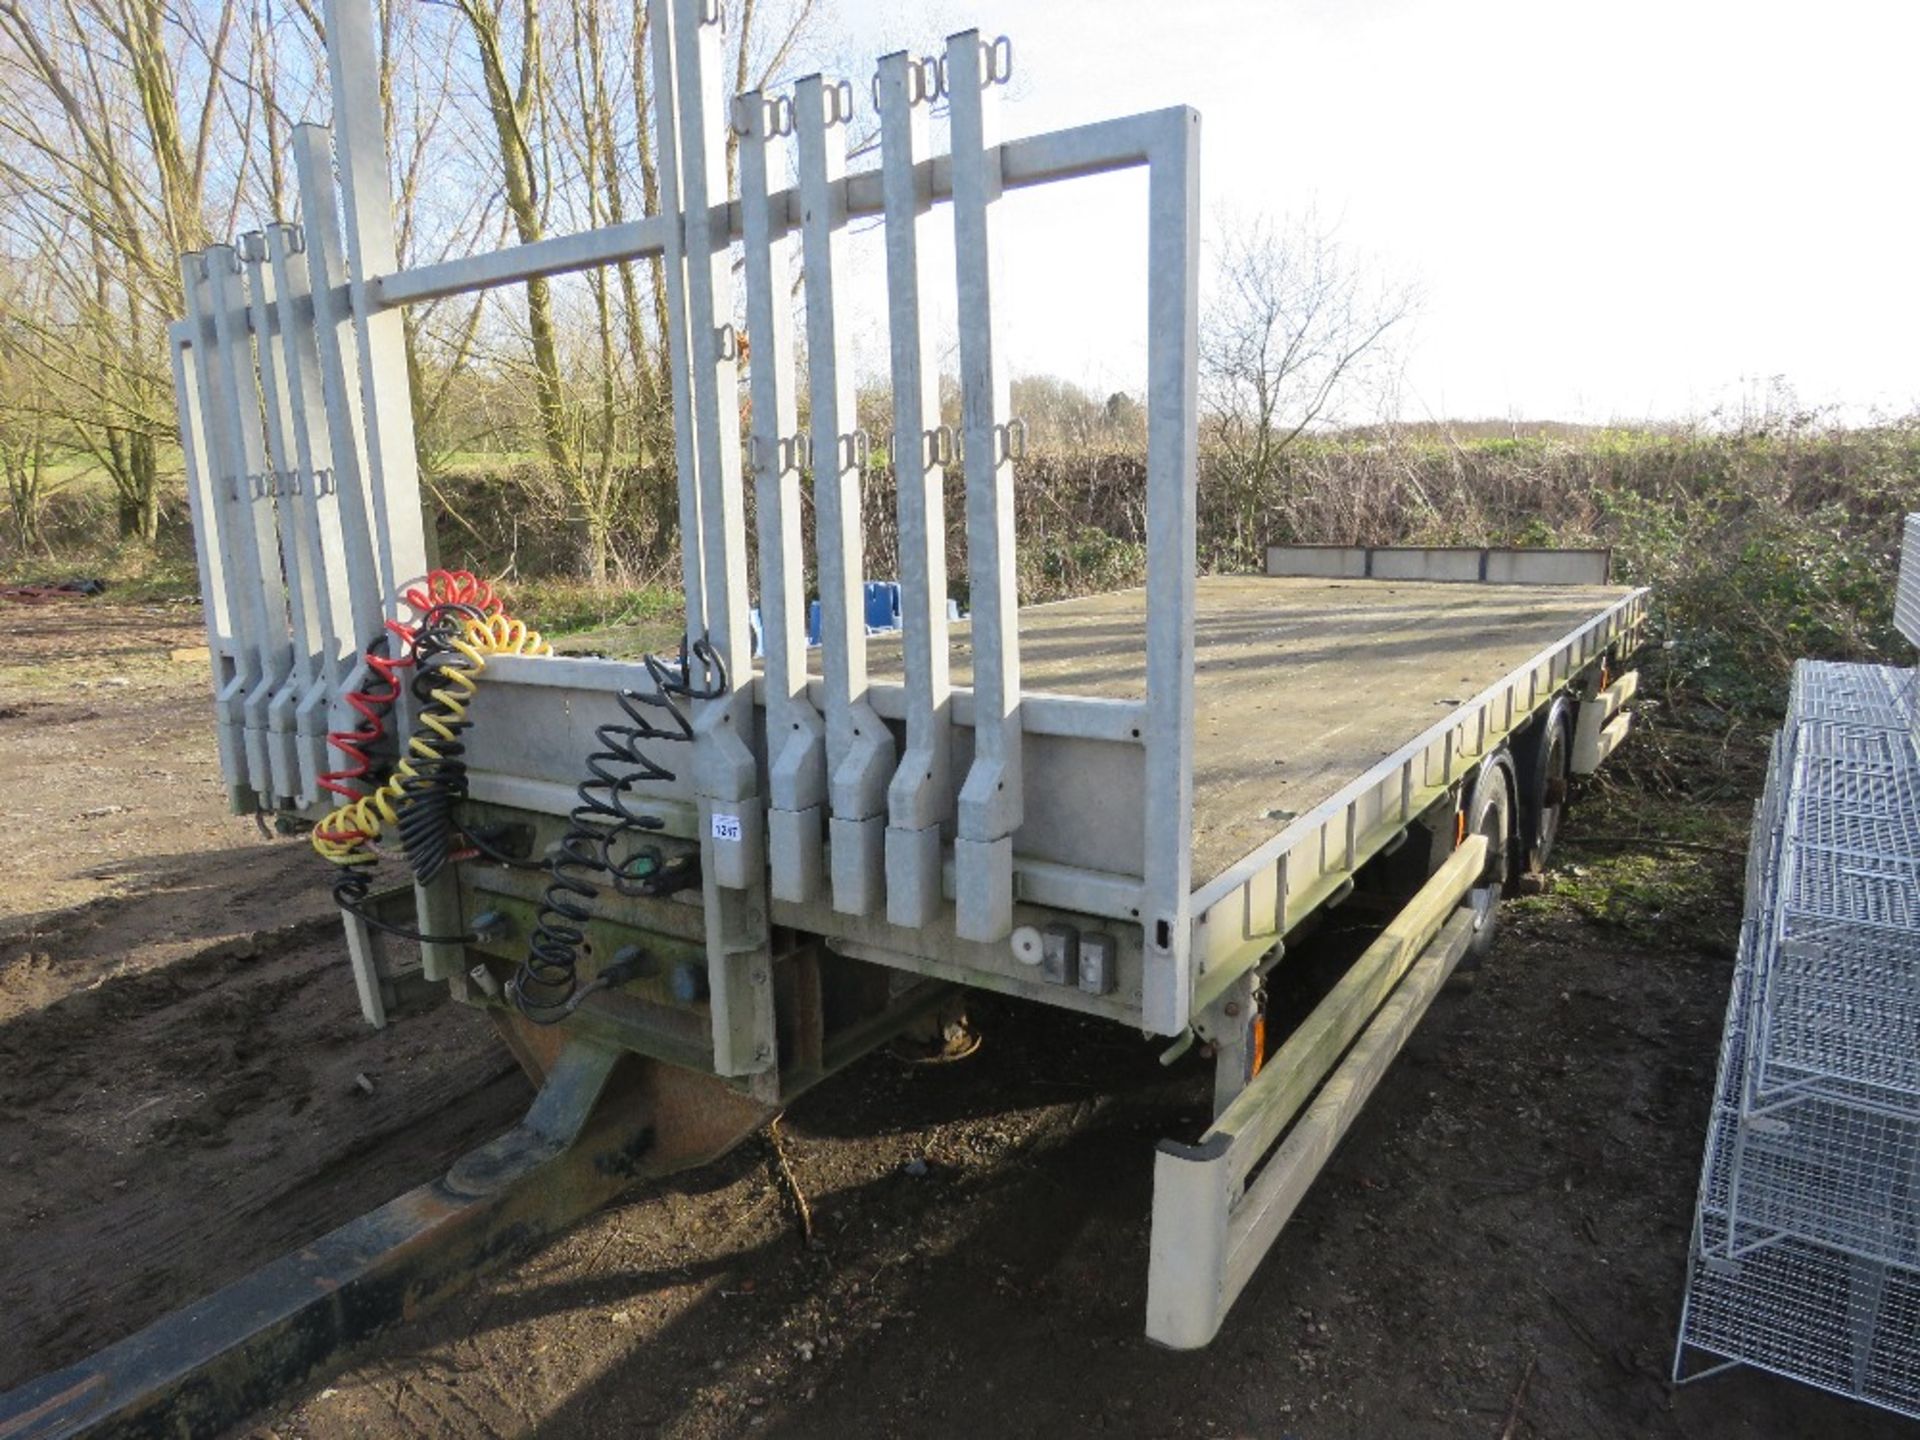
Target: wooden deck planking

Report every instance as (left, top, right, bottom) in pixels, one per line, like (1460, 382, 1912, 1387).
(868, 575, 1631, 888)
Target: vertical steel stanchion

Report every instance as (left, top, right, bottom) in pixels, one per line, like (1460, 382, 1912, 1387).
(796, 71, 896, 918)
(947, 31, 1021, 943)
(877, 49, 956, 930)
(740, 88, 829, 906)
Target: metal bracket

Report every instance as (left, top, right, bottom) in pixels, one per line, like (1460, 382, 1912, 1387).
(995, 416, 1028, 465)
(881, 428, 950, 470)
(873, 53, 942, 111)
(893, 33, 1012, 128)
(822, 78, 856, 128)
(731, 93, 794, 139)
(981, 34, 1013, 87)
(750, 431, 808, 477)
(838, 428, 871, 472)
(1191, 975, 1263, 1047)
(924, 35, 1013, 100)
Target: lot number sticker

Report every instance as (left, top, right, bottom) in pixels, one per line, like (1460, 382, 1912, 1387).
(711, 812, 743, 843)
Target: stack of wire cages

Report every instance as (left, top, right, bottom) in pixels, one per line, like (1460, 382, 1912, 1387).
(1903, 511, 1920, 758)
(1674, 519, 1920, 1416)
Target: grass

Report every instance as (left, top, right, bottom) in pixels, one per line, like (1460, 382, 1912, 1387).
(502, 578, 685, 657)
(1510, 707, 1758, 956)
(1, 537, 201, 603)
(0, 659, 77, 695)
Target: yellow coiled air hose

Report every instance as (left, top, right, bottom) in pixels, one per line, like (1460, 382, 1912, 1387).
(313, 610, 551, 890)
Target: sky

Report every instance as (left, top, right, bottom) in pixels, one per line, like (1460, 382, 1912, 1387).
(823, 0, 1920, 425)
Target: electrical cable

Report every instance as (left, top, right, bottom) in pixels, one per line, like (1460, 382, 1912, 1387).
(311, 588, 551, 946)
(393, 600, 491, 884)
(319, 570, 501, 802)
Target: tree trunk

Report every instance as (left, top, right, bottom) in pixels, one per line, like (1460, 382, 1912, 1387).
(132, 429, 159, 542)
(581, 511, 611, 585)
(458, 0, 575, 483)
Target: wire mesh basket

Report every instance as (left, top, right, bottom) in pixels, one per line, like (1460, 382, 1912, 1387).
(1682, 1217, 1920, 1419)
(1678, 644, 1920, 1416)
(1750, 669, 1920, 1110)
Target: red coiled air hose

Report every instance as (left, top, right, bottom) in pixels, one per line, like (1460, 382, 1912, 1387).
(318, 570, 504, 805)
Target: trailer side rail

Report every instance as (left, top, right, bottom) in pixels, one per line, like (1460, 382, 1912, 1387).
(1189, 585, 1649, 1012)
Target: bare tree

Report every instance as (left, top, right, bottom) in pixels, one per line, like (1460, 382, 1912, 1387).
(0, 263, 63, 553)
(0, 0, 351, 540)
(450, 0, 574, 483)
(0, 0, 827, 572)
(1202, 209, 1419, 557)
(441, 0, 816, 582)
(0, 0, 237, 539)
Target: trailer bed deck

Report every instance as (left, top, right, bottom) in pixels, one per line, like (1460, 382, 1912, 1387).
(869, 574, 1636, 890)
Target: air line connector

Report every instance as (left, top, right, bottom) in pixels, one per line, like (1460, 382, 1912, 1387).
(471, 909, 511, 944)
(606, 944, 660, 986)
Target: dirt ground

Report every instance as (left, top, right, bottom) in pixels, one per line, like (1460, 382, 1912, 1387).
(0, 600, 1906, 1439)
(0, 601, 531, 1389)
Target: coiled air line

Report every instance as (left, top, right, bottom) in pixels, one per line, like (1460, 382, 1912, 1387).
(510, 638, 728, 1024)
(313, 576, 729, 1026)
(312, 599, 552, 945)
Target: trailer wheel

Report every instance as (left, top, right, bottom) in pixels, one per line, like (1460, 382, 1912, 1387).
(1462, 756, 1515, 964)
(1516, 696, 1574, 875)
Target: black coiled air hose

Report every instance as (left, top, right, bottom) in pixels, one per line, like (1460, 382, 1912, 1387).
(392, 601, 488, 884)
(509, 638, 728, 1023)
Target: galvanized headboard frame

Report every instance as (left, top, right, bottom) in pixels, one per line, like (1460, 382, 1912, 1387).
(167, 0, 1205, 1055)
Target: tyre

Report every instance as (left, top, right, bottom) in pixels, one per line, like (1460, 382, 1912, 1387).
(1515, 697, 1573, 875)
(1462, 754, 1515, 965)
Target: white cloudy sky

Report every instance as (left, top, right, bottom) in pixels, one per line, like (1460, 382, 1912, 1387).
(822, 0, 1920, 424)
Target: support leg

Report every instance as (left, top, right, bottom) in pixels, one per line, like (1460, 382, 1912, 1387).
(339, 907, 390, 1028)
(1202, 972, 1264, 1117)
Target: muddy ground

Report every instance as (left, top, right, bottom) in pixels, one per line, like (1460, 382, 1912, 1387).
(0, 600, 1902, 1439)
(0, 601, 531, 1390)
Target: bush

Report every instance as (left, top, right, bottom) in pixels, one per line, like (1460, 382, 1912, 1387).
(1239, 420, 1920, 713)
(15, 416, 1917, 719)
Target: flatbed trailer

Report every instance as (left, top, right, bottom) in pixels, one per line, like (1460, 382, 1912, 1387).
(0, 2, 1650, 1433)
(453, 555, 1646, 1351)
(467, 564, 1643, 1025)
